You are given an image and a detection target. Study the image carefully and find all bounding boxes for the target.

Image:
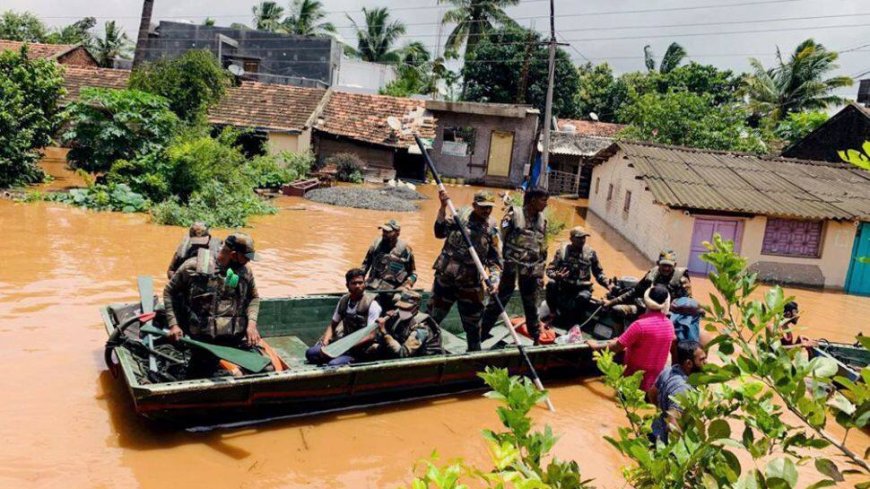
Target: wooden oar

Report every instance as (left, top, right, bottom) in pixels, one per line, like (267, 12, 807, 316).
(414, 134, 555, 412)
(321, 320, 379, 359)
(140, 324, 272, 373)
(137, 276, 158, 373)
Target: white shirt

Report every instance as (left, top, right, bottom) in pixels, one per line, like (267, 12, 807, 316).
(332, 297, 382, 326)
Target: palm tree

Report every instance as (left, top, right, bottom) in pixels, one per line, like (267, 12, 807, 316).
(744, 39, 853, 122)
(282, 0, 335, 36)
(92, 21, 131, 67)
(439, 0, 519, 57)
(345, 7, 406, 63)
(252, 1, 285, 32)
(643, 42, 687, 74)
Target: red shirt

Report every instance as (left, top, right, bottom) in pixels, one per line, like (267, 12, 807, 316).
(618, 311, 676, 392)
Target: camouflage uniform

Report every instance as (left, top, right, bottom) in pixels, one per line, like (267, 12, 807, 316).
(368, 292, 443, 359)
(163, 234, 261, 378)
(427, 193, 502, 352)
(612, 249, 691, 316)
(362, 220, 417, 310)
(167, 222, 221, 279)
(545, 230, 610, 327)
(480, 205, 548, 341)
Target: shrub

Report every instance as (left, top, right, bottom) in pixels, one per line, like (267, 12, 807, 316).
(327, 153, 365, 183)
(243, 151, 314, 189)
(150, 181, 276, 227)
(49, 182, 148, 213)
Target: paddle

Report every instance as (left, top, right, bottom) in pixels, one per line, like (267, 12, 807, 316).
(140, 325, 272, 374)
(137, 276, 158, 373)
(321, 317, 379, 359)
(413, 133, 556, 412)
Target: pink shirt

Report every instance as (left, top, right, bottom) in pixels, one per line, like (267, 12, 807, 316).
(618, 312, 675, 392)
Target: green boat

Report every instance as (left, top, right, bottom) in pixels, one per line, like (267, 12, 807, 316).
(102, 290, 627, 426)
(812, 340, 870, 384)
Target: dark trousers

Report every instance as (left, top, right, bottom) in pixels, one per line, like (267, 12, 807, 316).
(480, 265, 542, 342)
(305, 341, 356, 366)
(545, 282, 593, 329)
(185, 335, 256, 379)
(427, 278, 485, 351)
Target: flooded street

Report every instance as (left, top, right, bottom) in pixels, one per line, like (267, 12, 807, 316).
(0, 177, 867, 488)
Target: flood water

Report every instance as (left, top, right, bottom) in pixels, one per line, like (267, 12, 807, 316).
(0, 169, 867, 488)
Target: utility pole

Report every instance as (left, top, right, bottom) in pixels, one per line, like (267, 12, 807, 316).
(132, 0, 155, 68)
(538, 0, 557, 190)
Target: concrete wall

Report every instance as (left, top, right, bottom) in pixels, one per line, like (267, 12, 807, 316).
(336, 55, 397, 93)
(315, 134, 395, 169)
(429, 111, 538, 187)
(266, 131, 311, 154)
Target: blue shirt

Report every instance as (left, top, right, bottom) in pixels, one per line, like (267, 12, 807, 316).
(651, 364, 693, 443)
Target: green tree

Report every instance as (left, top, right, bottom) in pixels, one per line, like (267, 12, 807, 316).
(744, 39, 852, 122)
(0, 46, 64, 187)
(438, 0, 519, 58)
(575, 62, 617, 122)
(252, 1, 285, 32)
(643, 42, 687, 74)
(0, 11, 47, 42)
(462, 27, 580, 118)
(345, 7, 406, 63)
(380, 42, 455, 97)
(203, 17, 216, 27)
(62, 87, 180, 174)
(92, 20, 131, 67)
(774, 111, 828, 145)
(281, 0, 335, 36)
(618, 90, 765, 153)
(44, 17, 96, 45)
(129, 50, 231, 123)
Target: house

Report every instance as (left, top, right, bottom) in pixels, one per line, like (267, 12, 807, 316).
(0, 40, 98, 67)
(781, 102, 870, 162)
(314, 91, 435, 180)
(335, 54, 397, 94)
(425, 100, 540, 187)
(590, 142, 870, 295)
(62, 66, 131, 100)
(137, 21, 339, 88)
(546, 118, 625, 197)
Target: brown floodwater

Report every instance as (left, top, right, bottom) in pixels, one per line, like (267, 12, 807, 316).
(0, 173, 867, 488)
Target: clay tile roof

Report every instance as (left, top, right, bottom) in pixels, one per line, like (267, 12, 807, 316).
(0, 40, 81, 60)
(208, 81, 327, 133)
(316, 91, 436, 148)
(614, 141, 870, 221)
(61, 66, 131, 100)
(557, 118, 626, 137)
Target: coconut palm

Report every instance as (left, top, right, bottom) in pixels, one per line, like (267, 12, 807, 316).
(92, 21, 131, 67)
(643, 42, 687, 74)
(252, 1, 285, 32)
(282, 0, 335, 36)
(439, 0, 519, 57)
(744, 39, 853, 121)
(345, 7, 406, 63)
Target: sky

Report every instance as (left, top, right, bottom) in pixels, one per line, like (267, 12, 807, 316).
(6, 0, 870, 100)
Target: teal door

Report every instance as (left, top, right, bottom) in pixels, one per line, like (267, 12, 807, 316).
(846, 222, 870, 296)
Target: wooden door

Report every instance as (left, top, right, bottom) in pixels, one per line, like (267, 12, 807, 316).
(486, 130, 514, 177)
(846, 222, 870, 296)
(688, 218, 744, 276)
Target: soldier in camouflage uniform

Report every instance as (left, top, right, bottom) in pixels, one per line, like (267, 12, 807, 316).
(545, 226, 612, 328)
(163, 233, 263, 379)
(361, 219, 417, 309)
(167, 222, 222, 279)
(480, 186, 549, 344)
(427, 189, 502, 352)
(605, 248, 691, 316)
(366, 290, 443, 359)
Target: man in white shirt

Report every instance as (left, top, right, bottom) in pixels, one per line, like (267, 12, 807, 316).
(305, 268, 382, 366)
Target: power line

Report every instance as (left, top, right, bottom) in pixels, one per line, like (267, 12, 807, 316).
(569, 22, 870, 43)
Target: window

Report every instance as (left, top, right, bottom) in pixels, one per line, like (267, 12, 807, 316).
(624, 191, 632, 212)
(761, 218, 823, 258)
(595, 177, 600, 195)
(442, 127, 476, 156)
(607, 184, 614, 201)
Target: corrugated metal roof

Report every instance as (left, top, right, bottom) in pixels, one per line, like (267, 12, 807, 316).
(616, 142, 870, 220)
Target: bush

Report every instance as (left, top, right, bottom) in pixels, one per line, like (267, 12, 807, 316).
(0, 46, 64, 187)
(243, 151, 314, 189)
(49, 182, 148, 213)
(150, 181, 276, 227)
(327, 153, 365, 183)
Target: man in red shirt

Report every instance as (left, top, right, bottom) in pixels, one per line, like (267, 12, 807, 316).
(590, 284, 676, 392)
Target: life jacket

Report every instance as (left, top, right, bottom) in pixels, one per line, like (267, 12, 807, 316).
(557, 243, 597, 286)
(335, 292, 375, 338)
(367, 238, 411, 288)
(434, 207, 499, 282)
(185, 248, 252, 340)
(503, 206, 547, 267)
(646, 266, 690, 299)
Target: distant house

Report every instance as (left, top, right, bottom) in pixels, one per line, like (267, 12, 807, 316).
(0, 40, 98, 67)
(546, 118, 625, 197)
(425, 100, 539, 187)
(61, 66, 131, 100)
(314, 91, 435, 180)
(590, 142, 870, 294)
(335, 54, 397, 94)
(138, 21, 339, 88)
(782, 102, 870, 163)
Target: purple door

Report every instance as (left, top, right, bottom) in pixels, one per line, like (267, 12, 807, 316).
(688, 218, 744, 276)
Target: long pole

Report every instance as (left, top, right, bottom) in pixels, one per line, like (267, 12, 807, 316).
(538, 0, 557, 189)
(132, 0, 155, 68)
(415, 135, 555, 412)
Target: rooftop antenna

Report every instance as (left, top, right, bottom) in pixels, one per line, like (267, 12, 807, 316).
(228, 64, 245, 77)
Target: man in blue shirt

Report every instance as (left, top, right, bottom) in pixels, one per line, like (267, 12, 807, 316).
(649, 340, 707, 444)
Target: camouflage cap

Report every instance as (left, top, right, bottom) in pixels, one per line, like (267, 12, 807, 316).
(188, 222, 210, 246)
(658, 248, 677, 266)
(225, 233, 258, 261)
(569, 226, 590, 238)
(395, 290, 422, 310)
(472, 190, 496, 207)
(379, 219, 401, 231)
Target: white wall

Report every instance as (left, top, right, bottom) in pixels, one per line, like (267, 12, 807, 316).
(336, 56, 397, 93)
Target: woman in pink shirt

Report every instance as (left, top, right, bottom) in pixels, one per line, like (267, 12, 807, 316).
(590, 285, 676, 392)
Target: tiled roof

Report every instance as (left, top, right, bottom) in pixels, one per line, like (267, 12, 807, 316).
(557, 118, 625, 137)
(316, 91, 436, 148)
(209, 81, 327, 133)
(547, 132, 613, 156)
(0, 40, 80, 59)
(62, 66, 131, 100)
(615, 142, 870, 220)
